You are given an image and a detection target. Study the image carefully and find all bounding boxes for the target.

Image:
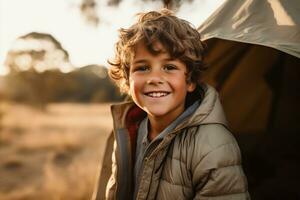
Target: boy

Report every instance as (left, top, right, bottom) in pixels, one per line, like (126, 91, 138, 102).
(96, 9, 249, 200)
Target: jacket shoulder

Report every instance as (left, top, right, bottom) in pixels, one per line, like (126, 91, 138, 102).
(195, 124, 237, 148)
(184, 124, 242, 166)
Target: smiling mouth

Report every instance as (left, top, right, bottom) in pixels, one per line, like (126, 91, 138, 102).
(144, 92, 170, 98)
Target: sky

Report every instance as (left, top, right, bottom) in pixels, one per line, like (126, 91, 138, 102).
(0, 0, 224, 75)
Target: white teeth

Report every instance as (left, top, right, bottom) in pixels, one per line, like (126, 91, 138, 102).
(147, 92, 168, 97)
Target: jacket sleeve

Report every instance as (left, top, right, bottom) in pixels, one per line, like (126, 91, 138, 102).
(192, 127, 250, 199)
(105, 140, 118, 200)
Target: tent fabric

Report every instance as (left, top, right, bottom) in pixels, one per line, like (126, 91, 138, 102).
(198, 0, 300, 59)
(197, 0, 300, 134)
(200, 39, 300, 134)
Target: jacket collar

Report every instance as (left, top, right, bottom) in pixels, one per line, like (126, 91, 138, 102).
(176, 84, 228, 130)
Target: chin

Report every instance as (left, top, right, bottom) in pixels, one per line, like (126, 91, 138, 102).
(146, 109, 168, 118)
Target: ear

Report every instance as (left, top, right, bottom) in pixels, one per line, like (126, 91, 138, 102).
(187, 82, 196, 92)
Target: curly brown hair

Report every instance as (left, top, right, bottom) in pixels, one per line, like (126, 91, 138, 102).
(108, 9, 206, 94)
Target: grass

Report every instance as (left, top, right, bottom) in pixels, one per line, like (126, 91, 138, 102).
(0, 102, 112, 200)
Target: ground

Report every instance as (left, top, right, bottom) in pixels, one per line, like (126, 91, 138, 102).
(0, 103, 112, 200)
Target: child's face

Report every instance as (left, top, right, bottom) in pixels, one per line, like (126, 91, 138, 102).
(129, 41, 195, 123)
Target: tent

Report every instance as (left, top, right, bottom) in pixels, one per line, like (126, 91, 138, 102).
(198, 0, 300, 198)
(198, 0, 300, 134)
(94, 0, 300, 199)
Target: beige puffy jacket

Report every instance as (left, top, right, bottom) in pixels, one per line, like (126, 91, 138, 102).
(103, 84, 250, 200)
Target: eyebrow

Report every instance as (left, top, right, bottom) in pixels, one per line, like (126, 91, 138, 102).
(132, 57, 175, 64)
(132, 59, 148, 64)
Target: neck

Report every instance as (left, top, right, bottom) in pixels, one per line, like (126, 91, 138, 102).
(147, 115, 174, 141)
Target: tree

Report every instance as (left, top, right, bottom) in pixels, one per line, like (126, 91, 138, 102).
(5, 32, 72, 73)
(4, 32, 73, 107)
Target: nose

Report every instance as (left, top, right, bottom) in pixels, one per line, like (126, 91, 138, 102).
(146, 69, 165, 85)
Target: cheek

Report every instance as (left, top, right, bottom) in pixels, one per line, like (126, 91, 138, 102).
(129, 76, 143, 95)
(171, 74, 189, 90)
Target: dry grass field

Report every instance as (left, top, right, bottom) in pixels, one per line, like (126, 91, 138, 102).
(0, 103, 113, 200)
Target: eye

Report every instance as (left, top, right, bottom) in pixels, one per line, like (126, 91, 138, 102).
(163, 64, 177, 71)
(132, 65, 149, 72)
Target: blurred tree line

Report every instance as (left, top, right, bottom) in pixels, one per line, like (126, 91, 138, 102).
(1, 32, 123, 107)
(3, 66, 123, 106)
